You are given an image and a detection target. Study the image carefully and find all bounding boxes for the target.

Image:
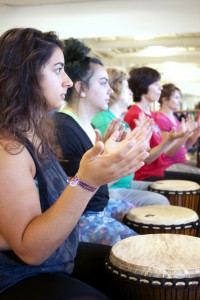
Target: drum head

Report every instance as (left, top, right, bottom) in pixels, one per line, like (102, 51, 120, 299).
(150, 180, 200, 191)
(110, 234, 200, 279)
(126, 205, 199, 225)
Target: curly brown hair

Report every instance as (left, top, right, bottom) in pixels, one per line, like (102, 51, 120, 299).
(0, 28, 63, 160)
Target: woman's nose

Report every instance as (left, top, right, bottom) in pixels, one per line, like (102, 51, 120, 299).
(63, 72, 73, 88)
(108, 85, 114, 95)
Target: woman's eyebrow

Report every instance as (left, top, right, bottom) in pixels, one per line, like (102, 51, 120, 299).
(54, 62, 64, 67)
(100, 77, 109, 81)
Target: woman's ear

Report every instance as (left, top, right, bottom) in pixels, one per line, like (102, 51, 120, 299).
(80, 91, 86, 97)
(74, 81, 86, 98)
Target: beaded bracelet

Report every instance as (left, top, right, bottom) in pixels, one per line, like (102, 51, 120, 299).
(68, 174, 98, 192)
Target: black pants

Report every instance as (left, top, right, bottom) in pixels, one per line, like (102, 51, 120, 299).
(0, 243, 112, 300)
(72, 242, 112, 298)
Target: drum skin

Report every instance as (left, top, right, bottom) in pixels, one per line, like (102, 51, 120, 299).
(148, 180, 200, 216)
(124, 205, 199, 236)
(105, 234, 200, 300)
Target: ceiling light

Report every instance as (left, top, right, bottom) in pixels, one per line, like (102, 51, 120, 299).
(134, 46, 187, 57)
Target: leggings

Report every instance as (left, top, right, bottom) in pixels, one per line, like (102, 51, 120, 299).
(0, 243, 112, 300)
(79, 198, 137, 246)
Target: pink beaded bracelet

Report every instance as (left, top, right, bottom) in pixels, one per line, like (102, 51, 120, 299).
(68, 174, 97, 192)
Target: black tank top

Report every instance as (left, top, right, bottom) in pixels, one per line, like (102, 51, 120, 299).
(0, 141, 79, 293)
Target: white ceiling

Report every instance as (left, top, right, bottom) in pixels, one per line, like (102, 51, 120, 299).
(0, 0, 200, 105)
(0, 0, 110, 5)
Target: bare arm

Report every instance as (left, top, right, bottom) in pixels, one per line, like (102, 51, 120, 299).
(144, 135, 174, 163)
(144, 125, 189, 163)
(0, 135, 149, 265)
(160, 118, 199, 156)
(0, 145, 97, 265)
(185, 125, 200, 149)
(162, 131, 188, 156)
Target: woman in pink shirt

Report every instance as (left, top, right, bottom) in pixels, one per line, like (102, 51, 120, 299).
(155, 83, 200, 168)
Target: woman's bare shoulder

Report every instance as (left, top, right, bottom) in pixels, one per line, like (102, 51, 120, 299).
(0, 138, 36, 178)
(0, 139, 41, 257)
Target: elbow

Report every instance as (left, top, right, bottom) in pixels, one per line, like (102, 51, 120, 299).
(17, 251, 48, 266)
(144, 157, 155, 164)
(165, 151, 173, 157)
(166, 154, 173, 158)
(24, 257, 46, 266)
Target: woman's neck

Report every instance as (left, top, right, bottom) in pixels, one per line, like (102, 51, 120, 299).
(160, 106, 177, 124)
(64, 102, 92, 126)
(63, 102, 96, 144)
(109, 102, 126, 118)
(160, 106, 174, 118)
(135, 99, 151, 115)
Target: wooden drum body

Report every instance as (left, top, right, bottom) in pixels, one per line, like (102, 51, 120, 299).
(105, 234, 200, 300)
(148, 180, 200, 215)
(124, 205, 199, 236)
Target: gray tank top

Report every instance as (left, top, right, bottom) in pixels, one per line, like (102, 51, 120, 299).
(0, 141, 79, 293)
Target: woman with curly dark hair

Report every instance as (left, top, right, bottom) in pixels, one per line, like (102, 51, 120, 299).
(0, 28, 149, 299)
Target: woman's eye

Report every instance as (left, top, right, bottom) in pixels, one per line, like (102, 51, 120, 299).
(101, 80, 108, 86)
(56, 68, 63, 74)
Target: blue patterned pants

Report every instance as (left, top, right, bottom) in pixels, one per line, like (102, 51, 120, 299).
(79, 198, 138, 246)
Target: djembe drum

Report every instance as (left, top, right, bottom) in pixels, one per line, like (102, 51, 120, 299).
(149, 180, 200, 215)
(105, 234, 200, 300)
(123, 205, 199, 236)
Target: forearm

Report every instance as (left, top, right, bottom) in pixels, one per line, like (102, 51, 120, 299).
(185, 129, 200, 149)
(166, 136, 188, 156)
(16, 184, 96, 265)
(145, 139, 172, 163)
